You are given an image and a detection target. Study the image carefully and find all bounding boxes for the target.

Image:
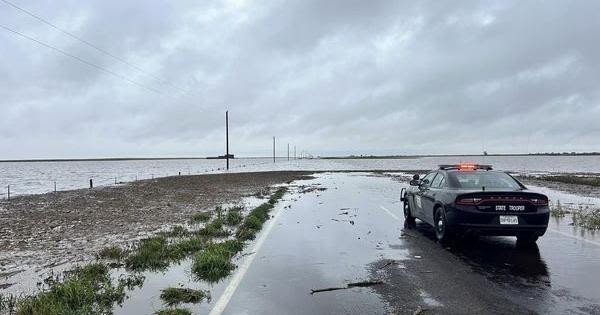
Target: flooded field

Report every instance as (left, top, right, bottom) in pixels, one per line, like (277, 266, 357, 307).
(3, 155, 600, 197)
(2, 171, 600, 314)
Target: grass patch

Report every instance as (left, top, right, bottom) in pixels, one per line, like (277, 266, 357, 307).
(125, 236, 173, 271)
(196, 218, 230, 237)
(550, 200, 570, 218)
(269, 187, 288, 204)
(191, 211, 212, 223)
(224, 207, 244, 226)
(160, 288, 210, 306)
(170, 236, 206, 260)
(235, 187, 288, 241)
(97, 245, 127, 260)
(155, 308, 192, 315)
(191, 240, 243, 282)
(572, 208, 600, 229)
(16, 263, 143, 315)
(125, 234, 208, 271)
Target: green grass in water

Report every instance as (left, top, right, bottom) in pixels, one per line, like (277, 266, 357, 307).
(16, 264, 144, 315)
(155, 308, 192, 315)
(97, 245, 127, 260)
(125, 236, 173, 271)
(196, 218, 231, 237)
(572, 208, 600, 229)
(191, 211, 212, 223)
(160, 288, 210, 306)
(191, 240, 244, 282)
(224, 207, 244, 226)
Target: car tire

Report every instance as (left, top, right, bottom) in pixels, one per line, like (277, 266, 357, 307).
(403, 199, 416, 227)
(434, 207, 453, 244)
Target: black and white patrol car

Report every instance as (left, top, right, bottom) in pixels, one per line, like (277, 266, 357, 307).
(401, 163, 549, 244)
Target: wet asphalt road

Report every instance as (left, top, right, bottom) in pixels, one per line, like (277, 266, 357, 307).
(213, 173, 600, 314)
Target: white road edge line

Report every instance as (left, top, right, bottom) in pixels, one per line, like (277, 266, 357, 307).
(548, 228, 600, 247)
(380, 205, 400, 221)
(208, 199, 287, 315)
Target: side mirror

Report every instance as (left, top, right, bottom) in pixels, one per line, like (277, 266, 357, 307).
(409, 174, 420, 186)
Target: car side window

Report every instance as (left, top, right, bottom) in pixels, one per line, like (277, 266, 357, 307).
(421, 172, 437, 187)
(431, 173, 445, 188)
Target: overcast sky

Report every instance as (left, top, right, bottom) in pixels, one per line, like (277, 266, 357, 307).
(1, 0, 600, 159)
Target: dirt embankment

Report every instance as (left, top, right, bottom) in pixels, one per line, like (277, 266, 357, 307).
(0, 171, 312, 272)
(519, 177, 600, 199)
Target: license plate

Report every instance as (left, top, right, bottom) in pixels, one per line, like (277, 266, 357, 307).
(499, 215, 518, 225)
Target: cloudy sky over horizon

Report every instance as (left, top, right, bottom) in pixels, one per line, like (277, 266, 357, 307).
(1, 0, 600, 159)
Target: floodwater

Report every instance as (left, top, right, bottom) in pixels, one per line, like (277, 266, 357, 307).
(112, 172, 600, 314)
(3, 155, 600, 197)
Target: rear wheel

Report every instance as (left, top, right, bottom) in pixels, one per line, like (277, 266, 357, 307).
(516, 233, 539, 245)
(403, 199, 416, 227)
(434, 207, 453, 244)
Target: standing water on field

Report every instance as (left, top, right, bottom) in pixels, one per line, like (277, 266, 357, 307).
(2, 155, 600, 197)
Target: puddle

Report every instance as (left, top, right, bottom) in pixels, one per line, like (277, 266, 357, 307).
(419, 290, 443, 307)
(111, 194, 269, 313)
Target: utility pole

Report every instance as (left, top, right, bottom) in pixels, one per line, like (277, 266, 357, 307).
(273, 136, 276, 163)
(226, 110, 229, 170)
(287, 143, 290, 161)
(294, 145, 296, 160)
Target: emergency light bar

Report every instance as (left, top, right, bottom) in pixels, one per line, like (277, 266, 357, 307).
(438, 163, 493, 171)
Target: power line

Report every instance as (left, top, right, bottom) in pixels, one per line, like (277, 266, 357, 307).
(1, 0, 189, 94)
(0, 23, 165, 95)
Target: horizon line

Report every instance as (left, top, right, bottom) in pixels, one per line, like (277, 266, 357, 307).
(2, 151, 599, 163)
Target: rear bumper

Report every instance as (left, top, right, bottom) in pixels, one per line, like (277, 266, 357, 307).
(446, 205, 549, 236)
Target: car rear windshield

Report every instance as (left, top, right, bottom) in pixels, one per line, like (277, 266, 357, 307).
(450, 172, 522, 189)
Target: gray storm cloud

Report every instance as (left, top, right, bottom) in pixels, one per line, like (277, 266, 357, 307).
(1, 0, 599, 159)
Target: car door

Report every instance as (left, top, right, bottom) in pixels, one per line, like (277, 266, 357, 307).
(413, 172, 437, 220)
(423, 172, 445, 224)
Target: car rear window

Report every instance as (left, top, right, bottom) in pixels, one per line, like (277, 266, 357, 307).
(450, 172, 522, 189)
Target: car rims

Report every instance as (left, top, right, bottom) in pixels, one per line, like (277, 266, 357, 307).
(436, 212, 445, 239)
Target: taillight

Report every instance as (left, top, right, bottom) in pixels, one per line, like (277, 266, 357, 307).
(456, 197, 482, 205)
(530, 197, 548, 206)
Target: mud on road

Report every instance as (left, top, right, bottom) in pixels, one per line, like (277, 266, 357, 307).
(0, 171, 312, 287)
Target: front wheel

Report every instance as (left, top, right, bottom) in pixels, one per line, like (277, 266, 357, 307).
(403, 199, 416, 227)
(434, 207, 453, 244)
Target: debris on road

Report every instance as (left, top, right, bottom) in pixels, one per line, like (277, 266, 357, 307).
(376, 260, 399, 270)
(310, 280, 384, 295)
